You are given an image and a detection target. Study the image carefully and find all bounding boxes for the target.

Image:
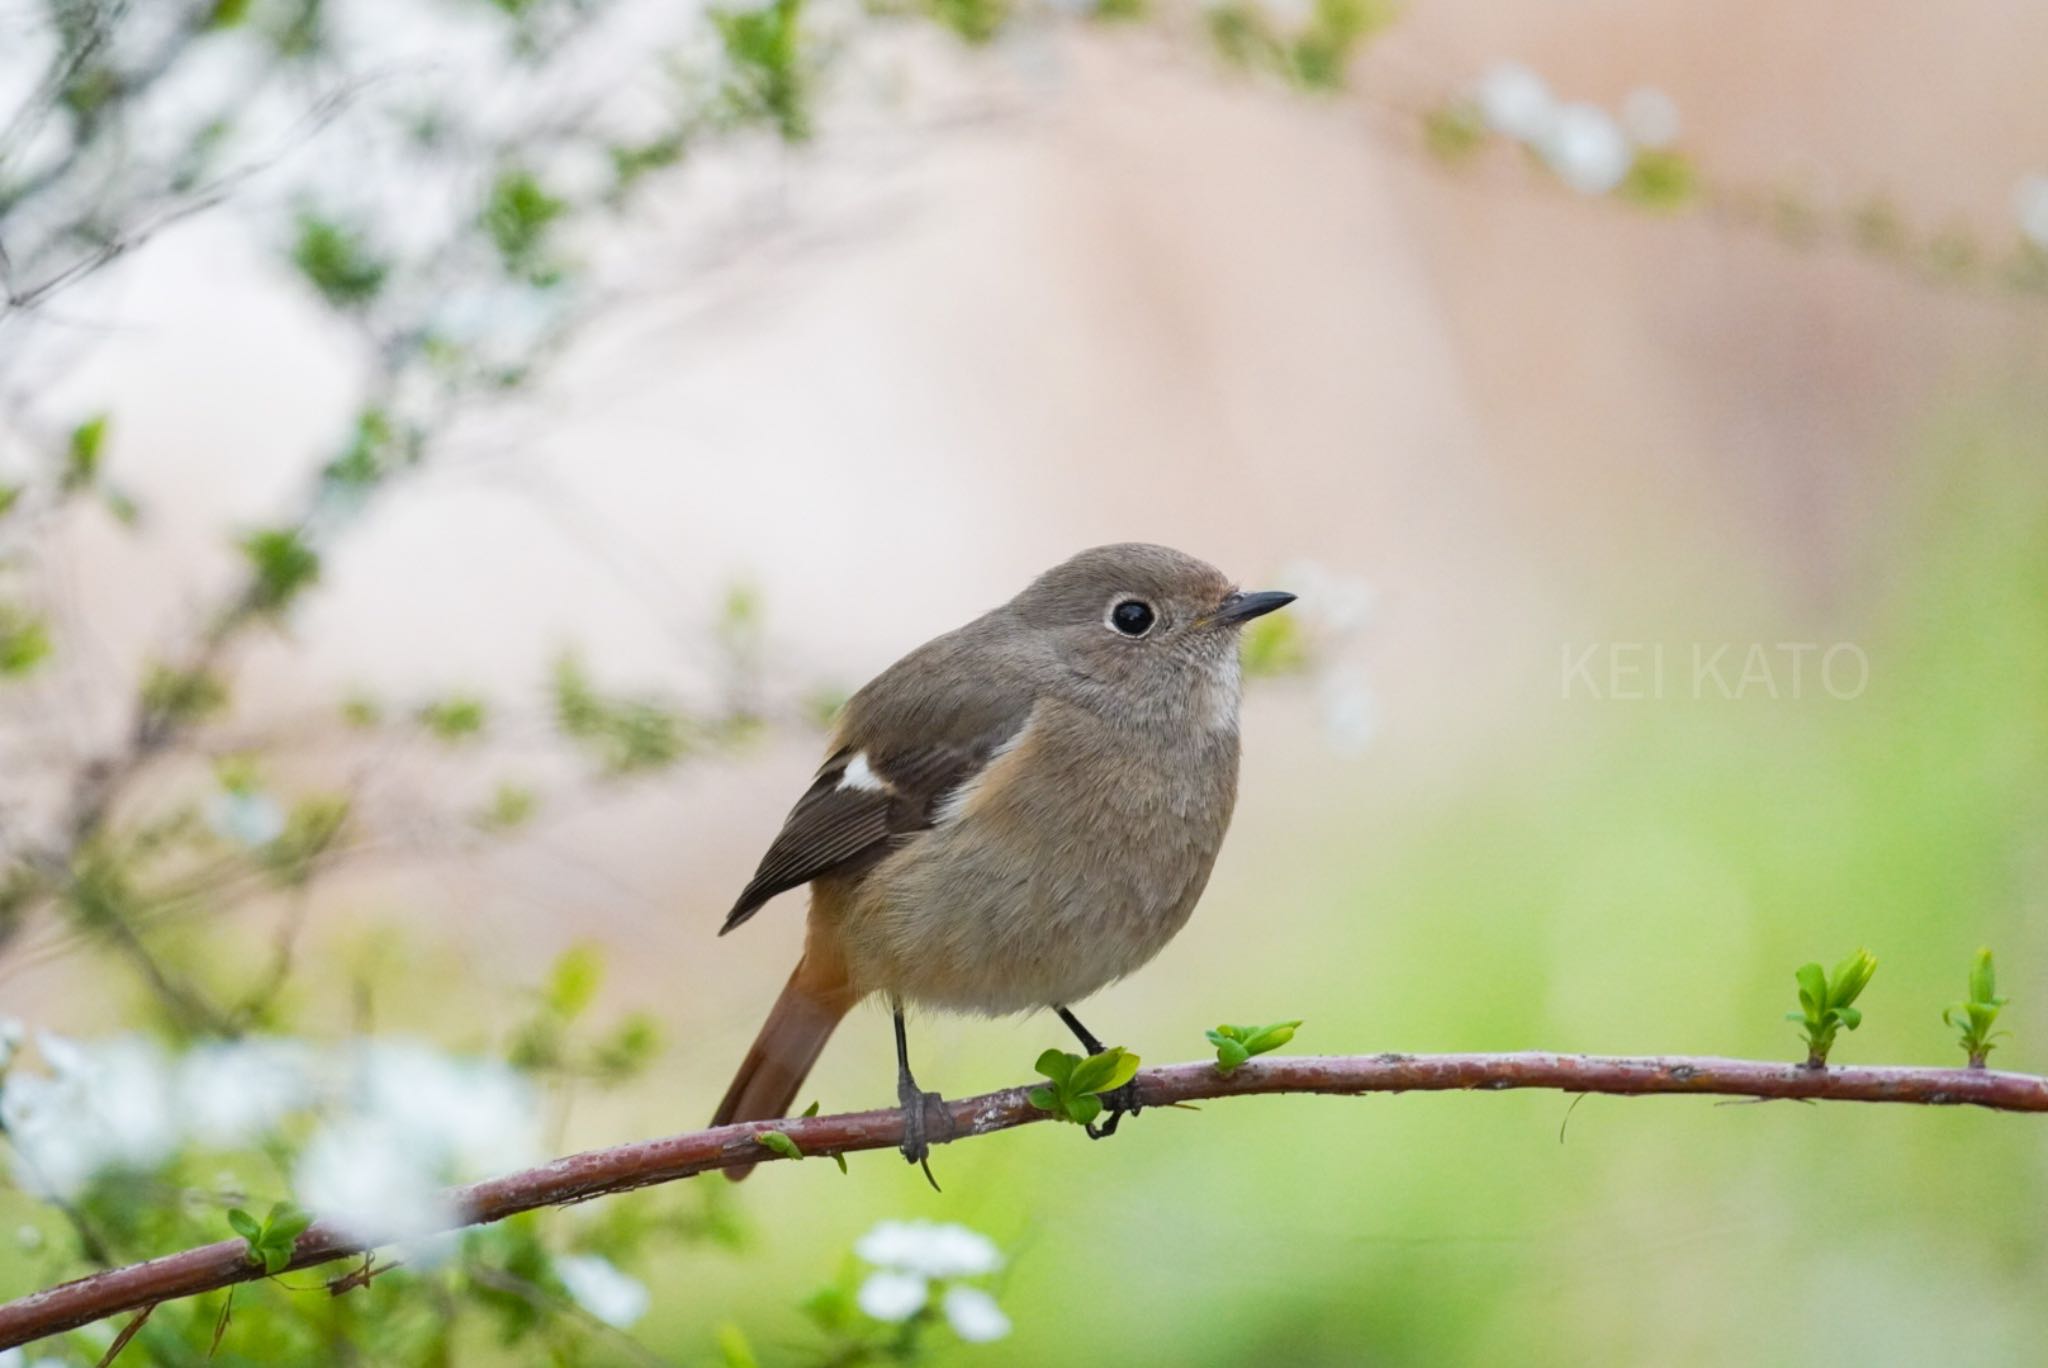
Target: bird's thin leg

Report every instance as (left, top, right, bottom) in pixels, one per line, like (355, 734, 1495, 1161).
(1053, 1005, 1141, 1140)
(893, 1001, 950, 1189)
(1055, 1005, 1106, 1055)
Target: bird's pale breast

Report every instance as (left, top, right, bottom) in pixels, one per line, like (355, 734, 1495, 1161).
(831, 696, 1241, 1013)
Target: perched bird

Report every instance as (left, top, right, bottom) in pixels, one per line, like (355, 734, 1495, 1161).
(712, 543, 1294, 1178)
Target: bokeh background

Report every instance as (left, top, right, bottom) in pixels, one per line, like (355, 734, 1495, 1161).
(3, 0, 2047, 1363)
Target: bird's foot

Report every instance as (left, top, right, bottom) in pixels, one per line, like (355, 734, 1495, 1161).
(897, 1076, 954, 1189)
(1085, 1081, 1143, 1140)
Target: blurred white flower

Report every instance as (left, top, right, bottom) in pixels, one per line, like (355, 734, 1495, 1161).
(2014, 173, 2048, 250)
(351, 1040, 543, 1177)
(857, 1269, 930, 1323)
(1319, 671, 1379, 753)
(0, 1018, 23, 1071)
(0, 1346, 17, 1368)
(1476, 63, 1554, 143)
(294, 1117, 453, 1246)
(855, 1220, 1003, 1278)
(1, 1034, 177, 1199)
(16, 1224, 42, 1252)
(713, 0, 779, 12)
(556, 1254, 650, 1329)
(1279, 561, 1375, 638)
(207, 790, 286, 848)
(1540, 103, 1633, 194)
(1620, 87, 1681, 148)
(942, 1285, 1012, 1343)
(178, 1038, 316, 1147)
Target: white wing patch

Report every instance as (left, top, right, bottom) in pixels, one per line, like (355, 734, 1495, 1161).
(932, 713, 1034, 826)
(839, 752, 887, 792)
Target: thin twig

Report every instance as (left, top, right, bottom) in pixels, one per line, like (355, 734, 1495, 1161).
(1, 1050, 2044, 1349)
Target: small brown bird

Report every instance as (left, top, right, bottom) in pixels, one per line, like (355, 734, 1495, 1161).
(712, 544, 1294, 1178)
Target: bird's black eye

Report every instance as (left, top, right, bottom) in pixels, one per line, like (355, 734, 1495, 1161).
(1109, 598, 1156, 637)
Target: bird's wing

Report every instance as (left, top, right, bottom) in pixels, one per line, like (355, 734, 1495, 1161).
(720, 622, 1038, 934)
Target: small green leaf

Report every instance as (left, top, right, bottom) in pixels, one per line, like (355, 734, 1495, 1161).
(291, 212, 387, 308)
(1026, 1085, 1058, 1112)
(0, 605, 52, 678)
(716, 1322, 761, 1368)
(755, 1130, 803, 1160)
(1067, 1094, 1103, 1127)
(1828, 949, 1877, 1008)
(478, 782, 539, 831)
(238, 527, 321, 613)
(266, 1202, 312, 1241)
(483, 168, 568, 278)
(1096, 1048, 1141, 1093)
(545, 943, 604, 1018)
(1214, 1038, 1251, 1072)
(418, 695, 487, 741)
(800, 1100, 821, 1118)
(1795, 963, 1827, 1012)
(1835, 1005, 1862, 1031)
(141, 663, 229, 724)
(227, 1208, 261, 1243)
(1969, 948, 1998, 1007)
(1068, 1049, 1123, 1095)
(102, 487, 141, 526)
(831, 1152, 848, 1174)
(63, 415, 108, 491)
(1242, 1020, 1303, 1055)
(1034, 1048, 1075, 1085)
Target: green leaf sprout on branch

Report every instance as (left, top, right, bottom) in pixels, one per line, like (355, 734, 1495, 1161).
(1788, 949, 1877, 1067)
(1025, 1047, 1141, 1127)
(227, 1200, 313, 1275)
(1207, 1020, 1302, 1073)
(1943, 948, 2009, 1068)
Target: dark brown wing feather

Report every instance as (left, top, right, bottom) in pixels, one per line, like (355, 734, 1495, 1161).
(720, 613, 1041, 934)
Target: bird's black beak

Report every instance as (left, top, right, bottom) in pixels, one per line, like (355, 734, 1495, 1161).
(1209, 589, 1297, 627)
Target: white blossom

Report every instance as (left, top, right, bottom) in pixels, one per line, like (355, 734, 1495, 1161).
(177, 1038, 317, 1147)
(350, 1040, 543, 1177)
(941, 1285, 1012, 1343)
(1, 1034, 177, 1199)
(556, 1254, 650, 1329)
(207, 790, 287, 848)
(856, 1269, 930, 1323)
(1279, 561, 1375, 638)
(1540, 102, 1633, 195)
(1621, 86, 1681, 149)
(2014, 173, 2048, 250)
(855, 1220, 1003, 1278)
(1319, 671, 1379, 753)
(1476, 63, 1555, 143)
(0, 1018, 22, 1071)
(294, 1117, 454, 1246)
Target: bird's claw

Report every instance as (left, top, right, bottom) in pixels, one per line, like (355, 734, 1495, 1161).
(1085, 1081, 1143, 1140)
(897, 1081, 954, 1188)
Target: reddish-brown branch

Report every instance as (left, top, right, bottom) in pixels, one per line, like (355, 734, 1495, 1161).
(5, 1051, 2045, 1349)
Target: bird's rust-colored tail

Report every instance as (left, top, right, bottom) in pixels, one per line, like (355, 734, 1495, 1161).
(712, 945, 858, 1181)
